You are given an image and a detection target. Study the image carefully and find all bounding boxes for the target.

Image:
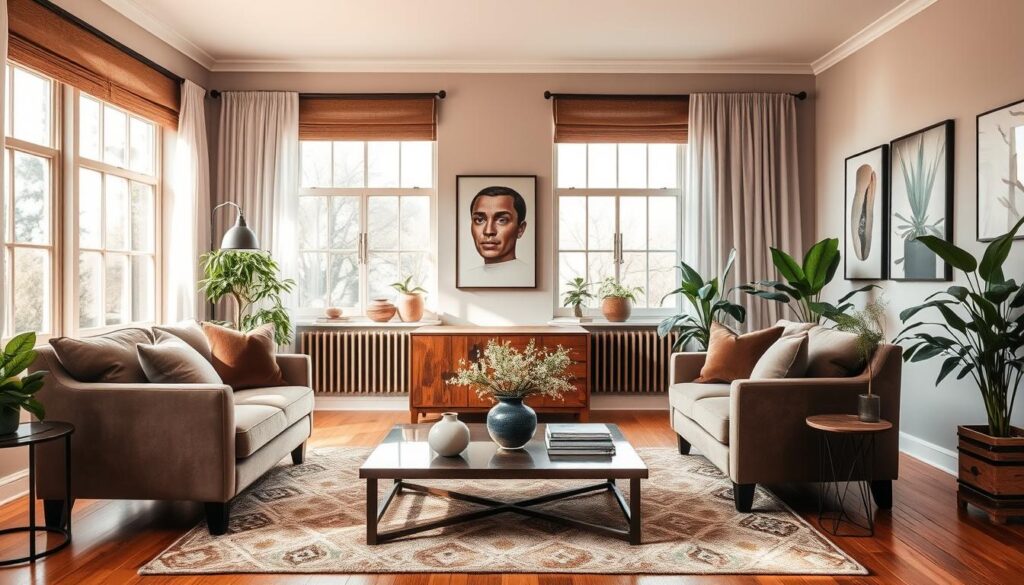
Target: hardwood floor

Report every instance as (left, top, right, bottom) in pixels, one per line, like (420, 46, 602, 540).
(0, 410, 1021, 584)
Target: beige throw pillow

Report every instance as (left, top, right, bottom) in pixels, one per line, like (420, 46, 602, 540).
(49, 327, 153, 383)
(806, 326, 865, 377)
(153, 320, 212, 362)
(137, 338, 223, 385)
(776, 319, 816, 337)
(750, 332, 809, 379)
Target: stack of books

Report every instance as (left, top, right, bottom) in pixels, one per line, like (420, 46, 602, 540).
(545, 423, 616, 456)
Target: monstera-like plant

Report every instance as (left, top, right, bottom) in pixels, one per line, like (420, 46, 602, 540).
(658, 249, 746, 351)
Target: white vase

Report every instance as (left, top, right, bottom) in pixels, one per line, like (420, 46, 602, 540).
(427, 412, 470, 457)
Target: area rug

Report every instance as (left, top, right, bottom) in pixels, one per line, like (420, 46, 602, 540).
(140, 448, 866, 575)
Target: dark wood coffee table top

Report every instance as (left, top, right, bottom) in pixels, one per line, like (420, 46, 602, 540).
(359, 423, 648, 480)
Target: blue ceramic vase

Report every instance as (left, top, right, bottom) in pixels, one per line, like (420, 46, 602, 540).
(486, 397, 537, 449)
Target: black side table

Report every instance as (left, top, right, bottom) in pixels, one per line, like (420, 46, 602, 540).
(806, 414, 892, 537)
(0, 421, 74, 565)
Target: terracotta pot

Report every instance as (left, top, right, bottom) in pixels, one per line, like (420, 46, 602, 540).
(366, 298, 397, 322)
(395, 293, 425, 322)
(601, 297, 632, 322)
(956, 425, 1024, 524)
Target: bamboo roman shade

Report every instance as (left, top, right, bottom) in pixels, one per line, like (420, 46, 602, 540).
(298, 96, 437, 141)
(7, 0, 180, 128)
(552, 96, 689, 143)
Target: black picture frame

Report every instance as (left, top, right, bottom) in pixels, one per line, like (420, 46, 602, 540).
(455, 175, 538, 290)
(844, 144, 889, 281)
(976, 97, 1024, 242)
(887, 119, 955, 282)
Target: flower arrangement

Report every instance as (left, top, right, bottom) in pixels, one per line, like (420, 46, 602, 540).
(447, 340, 574, 401)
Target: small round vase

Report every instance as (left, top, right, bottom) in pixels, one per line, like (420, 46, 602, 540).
(0, 407, 21, 436)
(395, 293, 424, 322)
(366, 298, 397, 322)
(486, 397, 537, 449)
(427, 412, 470, 456)
(602, 297, 632, 322)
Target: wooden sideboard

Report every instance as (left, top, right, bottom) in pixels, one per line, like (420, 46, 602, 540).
(409, 325, 591, 423)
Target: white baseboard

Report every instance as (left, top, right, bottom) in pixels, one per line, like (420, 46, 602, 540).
(0, 469, 29, 507)
(899, 431, 957, 476)
(314, 394, 669, 411)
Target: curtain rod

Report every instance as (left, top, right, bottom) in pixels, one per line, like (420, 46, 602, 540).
(208, 90, 446, 99)
(543, 90, 808, 101)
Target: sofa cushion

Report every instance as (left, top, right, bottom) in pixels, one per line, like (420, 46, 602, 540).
(807, 326, 865, 377)
(137, 338, 223, 384)
(696, 323, 783, 383)
(776, 319, 816, 337)
(49, 327, 153, 383)
(153, 320, 212, 362)
(668, 382, 730, 417)
(751, 332, 809, 379)
(234, 405, 288, 458)
(691, 397, 730, 444)
(233, 386, 313, 428)
(203, 322, 284, 390)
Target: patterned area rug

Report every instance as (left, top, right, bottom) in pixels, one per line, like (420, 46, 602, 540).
(140, 448, 865, 575)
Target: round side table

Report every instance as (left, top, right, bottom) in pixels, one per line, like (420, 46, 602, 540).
(0, 421, 74, 565)
(806, 414, 892, 537)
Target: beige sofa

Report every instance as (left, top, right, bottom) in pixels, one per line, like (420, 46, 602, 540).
(30, 345, 314, 535)
(668, 344, 902, 512)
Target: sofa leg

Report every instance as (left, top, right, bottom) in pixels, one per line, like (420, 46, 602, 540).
(870, 480, 893, 509)
(205, 502, 231, 536)
(733, 483, 755, 513)
(291, 441, 307, 465)
(44, 499, 73, 529)
(677, 435, 691, 455)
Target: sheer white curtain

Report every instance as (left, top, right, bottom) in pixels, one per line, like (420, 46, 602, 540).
(214, 91, 300, 320)
(0, 0, 7, 337)
(167, 80, 210, 322)
(686, 93, 802, 330)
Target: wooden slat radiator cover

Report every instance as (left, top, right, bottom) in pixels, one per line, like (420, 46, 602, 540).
(298, 330, 410, 394)
(590, 329, 677, 394)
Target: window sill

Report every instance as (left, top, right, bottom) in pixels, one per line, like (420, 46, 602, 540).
(295, 318, 442, 329)
(548, 317, 664, 328)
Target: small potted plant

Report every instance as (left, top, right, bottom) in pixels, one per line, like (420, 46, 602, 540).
(831, 299, 886, 422)
(0, 332, 47, 435)
(447, 340, 573, 449)
(598, 278, 643, 322)
(562, 277, 594, 321)
(390, 276, 427, 323)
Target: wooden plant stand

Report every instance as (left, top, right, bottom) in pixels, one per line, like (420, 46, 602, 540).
(956, 425, 1024, 524)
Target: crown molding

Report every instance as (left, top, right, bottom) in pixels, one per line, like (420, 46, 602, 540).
(100, 0, 215, 69)
(811, 0, 937, 75)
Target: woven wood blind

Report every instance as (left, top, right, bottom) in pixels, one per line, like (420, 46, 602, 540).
(8, 0, 180, 128)
(552, 96, 688, 143)
(299, 96, 437, 140)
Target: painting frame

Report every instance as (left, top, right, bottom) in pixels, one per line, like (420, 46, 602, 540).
(844, 144, 889, 281)
(455, 174, 538, 290)
(887, 120, 955, 283)
(976, 97, 1024, 242)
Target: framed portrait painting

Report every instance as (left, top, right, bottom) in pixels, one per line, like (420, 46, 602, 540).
(456, 175, 537, 289)
(977, 97, 1024, 241)
(844, 144, 888, 280)
(888, 120, 955, 282)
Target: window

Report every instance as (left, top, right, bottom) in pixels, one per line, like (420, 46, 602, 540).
(75, 93, 159, 330)
(298, 140, 434, 314)
(554, 143, 684, 315)
(2, 64, 59, 339)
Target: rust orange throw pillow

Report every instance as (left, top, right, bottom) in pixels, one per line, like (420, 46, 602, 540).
(695, 323, 784, 383)
(201, 322, 284, 390)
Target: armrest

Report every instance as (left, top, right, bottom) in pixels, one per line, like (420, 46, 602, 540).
(669, 352, 707, 384)
(277, 353, 311, 387)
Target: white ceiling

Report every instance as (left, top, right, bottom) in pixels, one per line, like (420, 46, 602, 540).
(99, 0, 933, 74)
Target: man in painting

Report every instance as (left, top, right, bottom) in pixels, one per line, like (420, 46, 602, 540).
(470, 186, 528, 265)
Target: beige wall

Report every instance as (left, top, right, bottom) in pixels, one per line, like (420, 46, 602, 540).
(815, 0, 1024, 455)
(209, 72, 816, 324)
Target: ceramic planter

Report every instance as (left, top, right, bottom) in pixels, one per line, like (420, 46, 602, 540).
(858, 394, 880, 422)
(956, 425, 1024, 524)
(427, 412, 470, 456)
(601, 297, 632, 322)
(486, 397, 537, 449)
(0, 407, 20, 435)
(395, 293, 424, 322)
(366, 298, 397, 322)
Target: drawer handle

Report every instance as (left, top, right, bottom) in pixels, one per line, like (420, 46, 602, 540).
(970, 465, 980, 476)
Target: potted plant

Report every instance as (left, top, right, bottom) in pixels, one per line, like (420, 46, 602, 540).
(658, 249, 746, 350)
(739, 238, 876, 323)
(0, 332, 47, 435)
(895, 217, 1024, 523)
(448, 340, 573, 449)
(199, 250, 296, 344)
(562, 277, 594, 321)
(831, 300, 886, 422)
(893, 135, 946, 279)
(598, 278, 643, 322)
(390, 276, 427, 322)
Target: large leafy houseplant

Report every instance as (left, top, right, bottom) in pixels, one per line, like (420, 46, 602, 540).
(895, 217, 1024, 438)
(657, 249, 746, 351)
(199, 250, 296, 345)
(0, 332, 47, 435)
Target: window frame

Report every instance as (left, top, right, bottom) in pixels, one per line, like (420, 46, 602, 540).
(296, 140, 437, 317)
(552, 143, 687, 319)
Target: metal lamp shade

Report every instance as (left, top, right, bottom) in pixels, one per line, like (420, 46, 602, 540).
(220, 214, 261, 250)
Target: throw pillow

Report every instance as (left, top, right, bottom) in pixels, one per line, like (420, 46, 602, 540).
(750, 332, 809, 379)
(776, 319, 816, 337)
(49, 327, 153, 383)
(202, 322, 284, 390)
(695, 323, 784, 383)
(137, 338, 223, 384)
(806, 326, 866, 377)
(153, 320, 212, 362)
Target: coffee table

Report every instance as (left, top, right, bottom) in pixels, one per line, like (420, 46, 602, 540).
(359, 423, 648, 545)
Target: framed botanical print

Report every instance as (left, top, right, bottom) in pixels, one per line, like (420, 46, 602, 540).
(456, 175, 537, 289)
(977, 97, 1024, 241)
(844, 144, 888, 280)
(888, 120, 955, 282)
